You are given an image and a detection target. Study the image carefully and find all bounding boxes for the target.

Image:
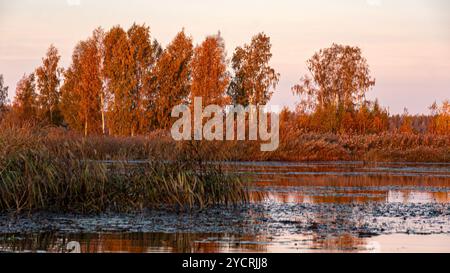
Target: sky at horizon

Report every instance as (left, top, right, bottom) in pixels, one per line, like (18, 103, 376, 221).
(0, 0, 449, 114)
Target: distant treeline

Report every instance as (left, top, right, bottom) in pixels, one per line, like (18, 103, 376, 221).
(0, 23, 448, 136)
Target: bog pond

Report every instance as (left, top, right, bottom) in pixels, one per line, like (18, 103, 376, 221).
(1, 161, 449, 253)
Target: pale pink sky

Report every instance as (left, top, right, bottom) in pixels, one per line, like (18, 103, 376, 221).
(0, 0, 449, 114)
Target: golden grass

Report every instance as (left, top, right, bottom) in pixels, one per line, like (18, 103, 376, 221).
(10, 124, 446, 163)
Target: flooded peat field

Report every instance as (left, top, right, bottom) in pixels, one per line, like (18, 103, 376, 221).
(0, 162, 449, 253)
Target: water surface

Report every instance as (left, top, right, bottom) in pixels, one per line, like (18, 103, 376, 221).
(1, 162, 449, 253)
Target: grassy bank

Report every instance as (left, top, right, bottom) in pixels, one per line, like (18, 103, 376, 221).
(0, 125, 249, 213)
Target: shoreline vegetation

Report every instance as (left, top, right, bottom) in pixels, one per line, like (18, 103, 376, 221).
(0, 23, 448, 213)
(0, 124, 250, 214)
(0, 123, 448, 214)
(1, 122, 448, 213)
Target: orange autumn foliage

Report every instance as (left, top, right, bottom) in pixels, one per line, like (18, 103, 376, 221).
(191, 33, 230, 106)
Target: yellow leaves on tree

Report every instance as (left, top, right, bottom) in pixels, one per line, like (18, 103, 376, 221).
(103, 26, 135, 136)
(103, 24, 157, 136)
(150, 30, 193, 130)
(228, 33, 279, 106)
(9, 24, 443, 139)
(291, 44, 388, 134)
(429, 100, 450, 135)
(13, 73, 37, 122)
(35, 45, 63, 125)
(61, 29, 104, 136)
(292, 44, 375, 112)
(399, 108, 414, 134)
(191, 33, 230, 106)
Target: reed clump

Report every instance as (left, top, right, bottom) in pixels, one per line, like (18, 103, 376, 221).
(0, 124, 249, 213)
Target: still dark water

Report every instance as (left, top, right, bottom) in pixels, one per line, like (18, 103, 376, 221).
(1, 162, 449, 253)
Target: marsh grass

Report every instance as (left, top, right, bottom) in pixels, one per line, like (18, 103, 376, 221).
(1, 120, 448, 213)
(0, 124, 249, 213)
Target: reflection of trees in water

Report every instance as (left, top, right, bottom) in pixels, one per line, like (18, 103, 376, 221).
(0, 232, 268, 253)
(0, 233, 67, 252)
(248, 164, 450, 250)
(299, 204, 371, 251)
(432, 192, 449, 203)
(250, 171, 450, 204)
(309, 233, 365, 252)
(253, 172, 450, 187)
(80, 233, 268, 253)
(388, 190, 449, 203)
